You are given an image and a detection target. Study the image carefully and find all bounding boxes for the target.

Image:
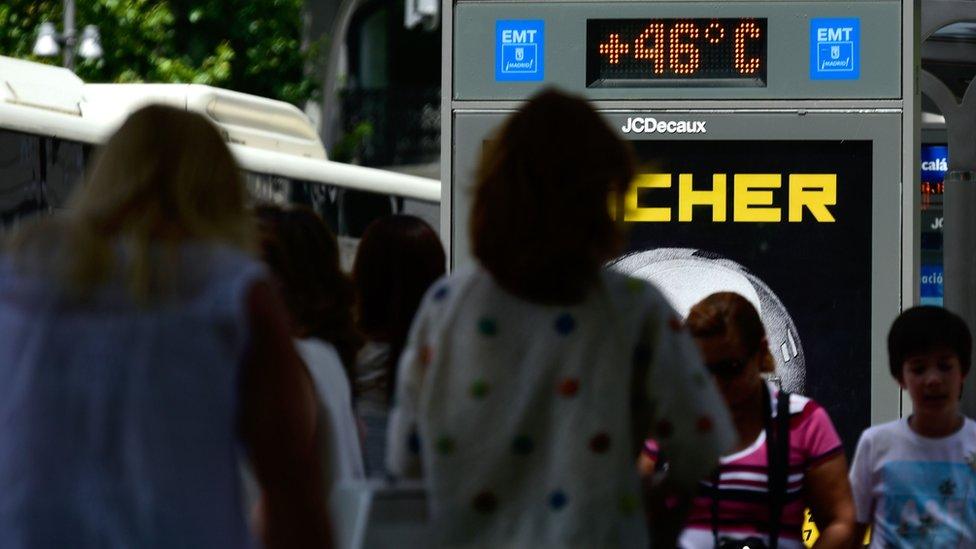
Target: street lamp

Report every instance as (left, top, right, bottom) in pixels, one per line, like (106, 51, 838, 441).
(32, 0, 102, 71)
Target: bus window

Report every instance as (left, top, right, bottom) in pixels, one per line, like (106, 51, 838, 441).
(337, 188, 395, 238)
(245, 171, 291, 206)
(399, 197, 439, 234)
(0, 129, 45, 228)
(43, 137, 88, 209)
(290, 178, 340, 233)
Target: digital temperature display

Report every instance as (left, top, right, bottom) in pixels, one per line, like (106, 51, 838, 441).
(587, 19, 767, 87)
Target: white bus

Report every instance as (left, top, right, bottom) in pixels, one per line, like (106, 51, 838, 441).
(0, 55, 440, 246)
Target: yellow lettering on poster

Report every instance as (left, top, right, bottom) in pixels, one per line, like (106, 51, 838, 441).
(679, 173, 726, 222)
(733, 174, 782, 222)
(789, 174, 837, 222)
(625, 174, 671, 222)
(802, 508, 871, 548)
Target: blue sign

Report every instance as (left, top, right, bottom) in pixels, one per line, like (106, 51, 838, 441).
(921, 144, 948, 183)
(495, 20, 545, 82)
(810, 18, 860, 80)
(921, 264, 944, 306)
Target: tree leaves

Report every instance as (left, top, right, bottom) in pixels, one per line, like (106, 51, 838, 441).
(0, 0, 319, 106)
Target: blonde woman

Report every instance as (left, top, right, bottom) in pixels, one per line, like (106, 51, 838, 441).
(0, 105, 330, 548)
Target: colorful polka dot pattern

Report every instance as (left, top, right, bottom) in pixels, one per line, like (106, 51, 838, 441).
(512, 435, 534, 455)
(549, 490, 568, 510)
(557, 378, 579, 397)
(589, 433, 611, 454)
(422, 288, 724, 520)
(433, 285, 449, 301)
(472, 491, 498, 514)
(470, 380, 490, 399)
(554, 313, 576, 335)
(436, 436, 455, 455)
(478, 317, 498, 336)
(619, 494, 640, 515)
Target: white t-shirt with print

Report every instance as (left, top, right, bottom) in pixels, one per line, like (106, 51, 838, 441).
(849, 416, 976, 548)
(386, 263, 734, 548)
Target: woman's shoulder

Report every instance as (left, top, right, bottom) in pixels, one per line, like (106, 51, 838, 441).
(776, 388, 834, 431)
(295, 337, 341, 363)
(296, 337, 352, 398)
(782, 391, 829, 424)
(600, 269, 676, 317)
(418, 263, 478, 305)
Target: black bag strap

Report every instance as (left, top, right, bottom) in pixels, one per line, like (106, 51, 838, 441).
(710, 468, 721, 546)
(712, 386, 792, 549)
(764, 387, 791, 549)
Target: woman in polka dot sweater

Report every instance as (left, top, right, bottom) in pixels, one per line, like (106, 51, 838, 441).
(386, 89, 735, 548)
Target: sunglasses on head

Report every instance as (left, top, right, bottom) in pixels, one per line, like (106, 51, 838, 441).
(705, 357, 751, 377)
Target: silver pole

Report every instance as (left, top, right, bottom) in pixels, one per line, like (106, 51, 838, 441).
(321, 0, 367, 151)
(63, 0, 76, 71)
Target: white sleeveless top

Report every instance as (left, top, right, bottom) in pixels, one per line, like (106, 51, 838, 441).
(0, 242, 264, 548)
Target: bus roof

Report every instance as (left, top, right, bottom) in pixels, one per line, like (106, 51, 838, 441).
(0, 55, 439, 202)
(83, 83, 326, 159)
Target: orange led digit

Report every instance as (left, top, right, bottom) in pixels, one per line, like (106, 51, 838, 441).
(587, 18, 767, 87)
(633, 23, 666, 74)
(669, 22, 700, 75)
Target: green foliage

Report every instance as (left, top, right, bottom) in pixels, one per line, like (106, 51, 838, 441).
(330, 121, 374, 164)
(0, 0, 321, 106)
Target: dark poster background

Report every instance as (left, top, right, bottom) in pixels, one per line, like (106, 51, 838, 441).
(624, 140, 872, 458)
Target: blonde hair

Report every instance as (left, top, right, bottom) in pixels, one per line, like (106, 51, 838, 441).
(10, 104, 256, 302)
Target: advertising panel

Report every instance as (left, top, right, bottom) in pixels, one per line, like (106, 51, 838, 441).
(920, 143, 947, 306)
(611, 139, 872, 455)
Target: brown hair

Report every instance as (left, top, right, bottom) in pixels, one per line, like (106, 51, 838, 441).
(353, 215, 445, 402)
(469, 88, 635, 304)
(686, 292, 775, 372)
(257, 204, 363, 378)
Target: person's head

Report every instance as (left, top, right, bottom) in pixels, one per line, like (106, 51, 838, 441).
(686, 292, 776, 407)
(257, 204, 362, 374)
(470, 88, 635, 304)
(73, 104, 253, 246)
(353, 214, 445, 398)
(10, 104, 255, 301)
(888, 306, 971, 415)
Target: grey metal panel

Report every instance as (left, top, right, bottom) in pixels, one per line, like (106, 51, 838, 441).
(454, 1, 901, 100)
(442, 0, 456, 249)
(454, 99, 906, 110)
(452, 109, 903, 424)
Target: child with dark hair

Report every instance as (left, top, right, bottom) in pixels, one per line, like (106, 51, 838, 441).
(849, 306, 976, 547)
